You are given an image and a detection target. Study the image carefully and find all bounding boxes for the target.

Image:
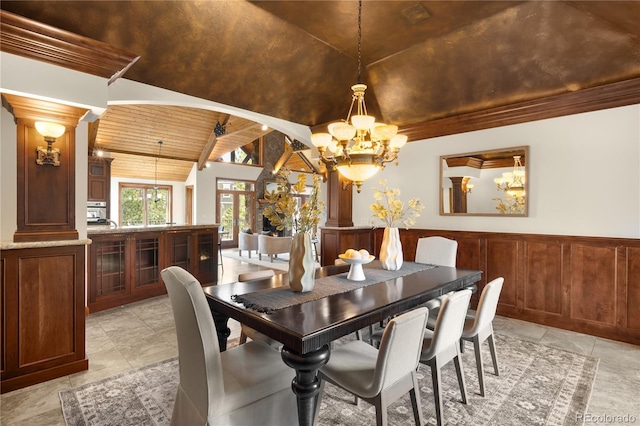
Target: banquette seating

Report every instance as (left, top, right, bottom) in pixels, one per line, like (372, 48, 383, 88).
(258, 234, 292, 262)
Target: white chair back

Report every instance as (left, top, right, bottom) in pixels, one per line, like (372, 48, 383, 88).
(238, 269, 275, 282)
(468, 277, 504, 335)
(422, 289, 472, 360)
(415, 236, 458, 266)
(161, 266, 224, 422)
(372, 307, 429, 395)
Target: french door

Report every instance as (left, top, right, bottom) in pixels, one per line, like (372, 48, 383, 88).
(216, 180, 255, 249)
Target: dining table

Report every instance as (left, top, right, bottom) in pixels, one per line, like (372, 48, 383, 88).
(203, 261, 482, 426)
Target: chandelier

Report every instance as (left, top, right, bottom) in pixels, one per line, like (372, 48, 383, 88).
(310, 0, 407, 193)
(494, 155, 526, 196)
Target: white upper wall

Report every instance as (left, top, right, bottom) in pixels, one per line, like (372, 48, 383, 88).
(2, 52, 638, 240)
(353, 105, 640, 239)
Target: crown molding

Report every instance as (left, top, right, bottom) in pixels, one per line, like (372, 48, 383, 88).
(0, 10, 139, 84)
(401, 77, 640, 141)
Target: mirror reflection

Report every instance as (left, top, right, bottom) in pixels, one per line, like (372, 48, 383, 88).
(440, 146, 529, 216)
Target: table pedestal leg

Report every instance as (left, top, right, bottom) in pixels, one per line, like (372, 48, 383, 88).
(207, 303, 230, 351)
(281, 344, 330, 426)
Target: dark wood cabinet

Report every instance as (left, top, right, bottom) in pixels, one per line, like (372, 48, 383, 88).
(89, 231, 164, 312)
(88, 226, 218, 313)
(319, 227, 373, 266)
(1, 244, 88, 393)
(88, 157, 113, 216)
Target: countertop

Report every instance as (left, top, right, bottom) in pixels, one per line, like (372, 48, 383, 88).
(0, 239, 92, 250)
(87, 224, 220, 235)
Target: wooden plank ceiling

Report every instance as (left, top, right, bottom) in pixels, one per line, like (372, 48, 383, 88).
(94, 104, 274, 180)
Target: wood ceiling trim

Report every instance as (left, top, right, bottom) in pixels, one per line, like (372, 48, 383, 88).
(0, 10, 139, 83)
(401, 77, 640, 142)
(2, 93, 87, 125)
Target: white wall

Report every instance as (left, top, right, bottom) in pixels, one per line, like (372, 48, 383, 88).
(353, 105, 640, 239)
(0, 108, 18, 242)
(194, 162, 264, 225)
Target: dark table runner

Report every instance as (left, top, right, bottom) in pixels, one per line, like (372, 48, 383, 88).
(231, 261, 436, 313)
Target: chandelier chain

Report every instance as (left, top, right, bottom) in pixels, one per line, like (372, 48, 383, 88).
(357, 0, 362, 84)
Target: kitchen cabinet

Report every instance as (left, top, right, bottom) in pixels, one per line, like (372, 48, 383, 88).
(88, 225, 218, 313)
(88, 157, 113, 216)
(1, 242, 88, 393)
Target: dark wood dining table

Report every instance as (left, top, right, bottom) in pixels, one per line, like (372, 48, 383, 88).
(203, 262, 482, 426)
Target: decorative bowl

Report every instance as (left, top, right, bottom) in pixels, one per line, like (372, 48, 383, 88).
(338, 254, 375, 281)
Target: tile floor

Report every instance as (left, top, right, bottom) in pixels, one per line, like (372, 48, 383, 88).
(1, 252, 639, 425)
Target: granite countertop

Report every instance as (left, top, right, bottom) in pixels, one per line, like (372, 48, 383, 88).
(87, 224, 220, 235)
(0, 239, 92, 250)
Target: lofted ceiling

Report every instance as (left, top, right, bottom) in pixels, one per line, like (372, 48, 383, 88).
(1, 1, 639, 181)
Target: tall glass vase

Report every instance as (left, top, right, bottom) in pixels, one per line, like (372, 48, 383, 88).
(379, 227, 403, 270)
(289, 232, 315, 292)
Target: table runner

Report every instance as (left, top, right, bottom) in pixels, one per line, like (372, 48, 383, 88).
(231, 261, 436, 313)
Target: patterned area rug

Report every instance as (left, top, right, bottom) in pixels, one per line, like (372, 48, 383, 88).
(221, 249, 291, 271)
(60, 334, 597, 426)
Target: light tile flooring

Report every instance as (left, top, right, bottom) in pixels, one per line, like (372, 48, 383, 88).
(1, 253, 639, 425)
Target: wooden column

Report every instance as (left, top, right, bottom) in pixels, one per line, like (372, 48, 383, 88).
(450, 177, 467, 214)
(3, 94, 87, 242)
(324, 168, 353, 227)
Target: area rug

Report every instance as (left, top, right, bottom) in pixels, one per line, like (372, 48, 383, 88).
(221, 249, 291, 271)
(59, 334, 597, 426)
(222, 249, 321, 272)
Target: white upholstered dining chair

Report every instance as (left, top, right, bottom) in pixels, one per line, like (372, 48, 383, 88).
(370, 236, 459, 347)
(237, 269, 281, 348)
(420, 289, 472, 426)
(161, 266, 297, 426)
(415, 236, 458, 311)
(315, 307, 429, 426)
(460, 277, 504, 396)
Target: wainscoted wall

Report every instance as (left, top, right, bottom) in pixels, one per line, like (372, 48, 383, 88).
(371, 228, 640, 345)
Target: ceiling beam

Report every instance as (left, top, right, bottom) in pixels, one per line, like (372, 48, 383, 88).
(104, 147, 194, 163)
(87, 120, 99, 154)
(198, 114, 230, 170)
(273, 144, 294, 175)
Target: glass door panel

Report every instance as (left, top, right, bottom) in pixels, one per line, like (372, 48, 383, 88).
(216, 180, 256, 249)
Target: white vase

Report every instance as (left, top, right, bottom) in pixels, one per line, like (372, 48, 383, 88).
(288, 232, 315, 292)
(379, 227, 403, 270)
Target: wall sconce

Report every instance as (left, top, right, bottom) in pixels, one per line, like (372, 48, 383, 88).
(35, 121, 66, 166)
(462, 177, 474, 194)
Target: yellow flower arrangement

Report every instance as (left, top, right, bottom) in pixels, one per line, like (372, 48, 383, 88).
(370, 180, 424, 228)
(263, 168, 324, 234)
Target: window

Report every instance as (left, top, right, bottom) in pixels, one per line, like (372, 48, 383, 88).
(215, 138, 263, 165)
(120, 183, 172, 226)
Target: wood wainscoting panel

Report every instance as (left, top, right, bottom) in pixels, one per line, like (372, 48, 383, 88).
(627, 247, 640, 330)
(569, 244, 618, 326)
(524, 241, 563, 315)
(1, 257, 4, 375)
(1, 245, 87, 393)
(18, 253, 75, 367)
(486, 239, 519, 309)
(363, 228, 640, 344)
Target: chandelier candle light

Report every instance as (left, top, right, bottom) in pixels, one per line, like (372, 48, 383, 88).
(310, 0, 407, 192)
